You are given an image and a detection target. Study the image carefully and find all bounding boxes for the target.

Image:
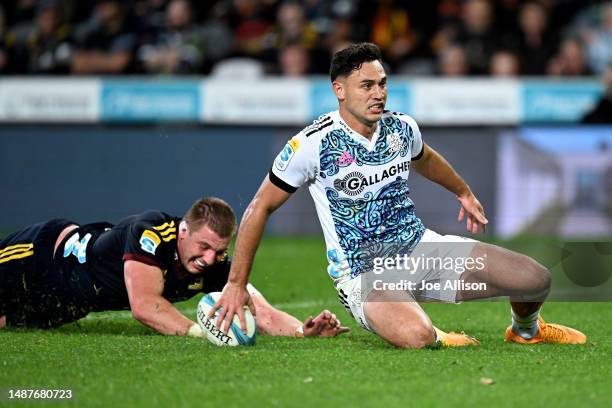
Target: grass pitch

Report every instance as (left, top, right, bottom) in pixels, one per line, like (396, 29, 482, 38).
(1, 237, 610, 407)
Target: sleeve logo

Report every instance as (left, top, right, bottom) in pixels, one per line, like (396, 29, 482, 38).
(274, 137, 299, 171)
(140, 230, 161, 255)
(288, 137, 300, 151)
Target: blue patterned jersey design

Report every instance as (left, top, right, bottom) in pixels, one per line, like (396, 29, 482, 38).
(319, 115, 425, 277)
(325, 179, 424, 277)
(320, 116, 411, 178)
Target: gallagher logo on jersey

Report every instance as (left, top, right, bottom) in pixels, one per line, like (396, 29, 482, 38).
(333, 161, 410, 195)
(275, 137, 300, 171)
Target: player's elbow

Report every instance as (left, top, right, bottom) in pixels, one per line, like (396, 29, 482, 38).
(130, 301, 155, 326)
(246, 195, 274, 217)
(250, 181, 288, 217)
(253, 305, 275, 335)
(130, 306, 147, 324)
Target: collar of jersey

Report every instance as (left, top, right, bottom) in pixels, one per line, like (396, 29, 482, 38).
(335, 111, 381, 152)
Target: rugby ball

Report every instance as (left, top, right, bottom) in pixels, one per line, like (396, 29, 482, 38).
(196, 292, 256, 346)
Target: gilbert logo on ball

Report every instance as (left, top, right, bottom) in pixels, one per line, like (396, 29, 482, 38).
(197, 292, 256, 346)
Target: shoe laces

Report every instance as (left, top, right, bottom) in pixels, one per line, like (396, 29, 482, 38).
(540, 322, 566, 342)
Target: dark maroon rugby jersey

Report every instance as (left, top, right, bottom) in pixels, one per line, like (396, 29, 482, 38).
(57, 210, 230, 311)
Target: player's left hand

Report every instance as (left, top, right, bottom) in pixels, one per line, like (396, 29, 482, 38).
(457, 192, 488, 234)
(302, 310, 350, 337)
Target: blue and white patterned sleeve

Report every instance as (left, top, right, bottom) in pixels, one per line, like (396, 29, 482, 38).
(394, 112, 424, 160)
(269, 126, 321, 193)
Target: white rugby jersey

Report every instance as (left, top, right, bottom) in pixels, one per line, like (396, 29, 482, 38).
(269, 110, 426, 280)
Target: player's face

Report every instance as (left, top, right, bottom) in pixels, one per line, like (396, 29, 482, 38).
(177, 223, 230, 274)
(334, 60, 387, 131)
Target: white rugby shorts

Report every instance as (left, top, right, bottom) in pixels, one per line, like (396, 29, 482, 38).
(334, 229, 478, 331)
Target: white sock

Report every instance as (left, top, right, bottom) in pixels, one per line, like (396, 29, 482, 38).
(427, 327, 443, 349)
(511, 308, 540, 339)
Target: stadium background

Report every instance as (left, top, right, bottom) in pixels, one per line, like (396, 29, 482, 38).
(1, 0, 611, 240)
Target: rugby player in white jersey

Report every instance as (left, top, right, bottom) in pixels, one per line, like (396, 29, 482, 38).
(211, 43, 586, 348)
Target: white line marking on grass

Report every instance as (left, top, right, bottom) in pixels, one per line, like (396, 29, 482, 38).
(83, 299, 337, 321)
(276, 299, 335, 309)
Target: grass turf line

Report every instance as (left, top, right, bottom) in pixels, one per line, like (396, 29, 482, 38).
(1, 237, 611, 407)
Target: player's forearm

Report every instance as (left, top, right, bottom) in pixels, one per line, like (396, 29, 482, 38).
(227, 200, 271, 286)
(254, 302, 302, 337)
(414, 146, 470, 197)
(131, 296, 195, 336)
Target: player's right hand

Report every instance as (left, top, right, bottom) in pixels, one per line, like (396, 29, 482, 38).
(209, 282, 255, 335)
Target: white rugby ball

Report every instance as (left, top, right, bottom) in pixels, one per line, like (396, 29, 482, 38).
(196, 292, 256, 346)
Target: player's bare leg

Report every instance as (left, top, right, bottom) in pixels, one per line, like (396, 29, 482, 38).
(364, 290, 435, 349)
(0, 315, 6, 328)
(457, 242, 551, 302)
(456, 242, 586, 344)
(363, 290, 477, 348)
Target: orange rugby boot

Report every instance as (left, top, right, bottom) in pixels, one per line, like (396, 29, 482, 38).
(434, 326, 479, 347)
(504, 317, 587, 344)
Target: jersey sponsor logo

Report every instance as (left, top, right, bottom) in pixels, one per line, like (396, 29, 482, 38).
(336, 151, 355, 166)
(326, 248, 351, 279)
(274, 141, 296, 171)
(334, 172, 366, 196)
(327, 249, 341, 263)
(140, 230, 161, 255)
(333, 161, 411, 195)
(63, 233, 92, 264)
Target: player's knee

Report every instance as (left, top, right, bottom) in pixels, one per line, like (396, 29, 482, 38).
(394, 324, 436, 349)
(511, 252, 551, 295)
(526, 257, 551, 294)
(384, 317, 435, 349)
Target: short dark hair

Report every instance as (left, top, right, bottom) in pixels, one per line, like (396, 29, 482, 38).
(183, 197, 236, 238)
(329, 43, 383, 82)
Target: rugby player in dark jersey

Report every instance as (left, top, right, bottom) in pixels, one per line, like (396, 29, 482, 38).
(0, 197, 348, 338)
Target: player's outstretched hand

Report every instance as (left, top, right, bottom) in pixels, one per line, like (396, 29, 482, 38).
(209, 282, 256, 335)
(457, 192, 488, 234)
(303, 310, 350, 337)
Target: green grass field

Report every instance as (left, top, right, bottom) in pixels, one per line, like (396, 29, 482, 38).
(1, 237, 611, 407)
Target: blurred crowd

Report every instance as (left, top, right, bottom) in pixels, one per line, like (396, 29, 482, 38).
(0, 0, 611, 77)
